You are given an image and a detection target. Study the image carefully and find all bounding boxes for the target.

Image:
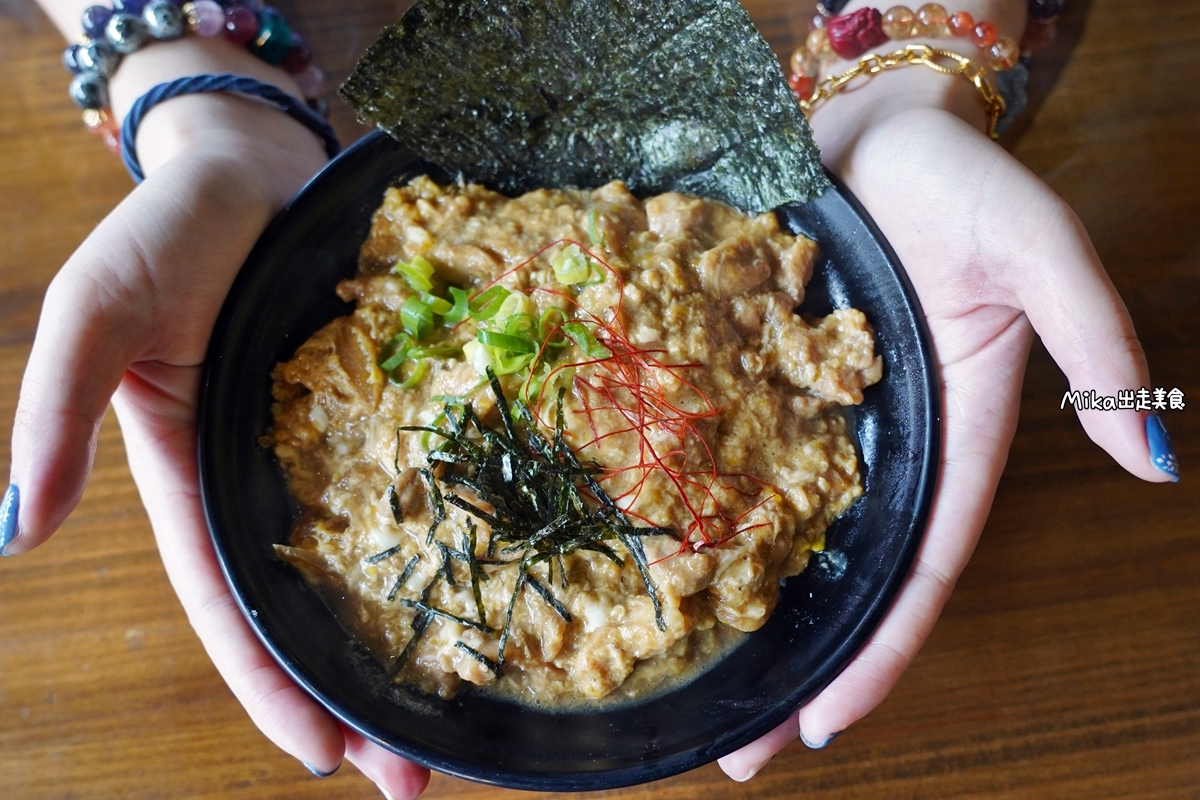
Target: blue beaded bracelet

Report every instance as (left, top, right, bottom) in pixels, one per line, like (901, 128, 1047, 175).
(120, 73, 340, 183)
(65, 2, 326, 152)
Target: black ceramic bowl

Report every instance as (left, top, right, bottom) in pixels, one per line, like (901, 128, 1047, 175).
(198, 131, 939, 791)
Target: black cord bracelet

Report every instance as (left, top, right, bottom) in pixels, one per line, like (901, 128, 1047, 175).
(119, 73, 341, 183)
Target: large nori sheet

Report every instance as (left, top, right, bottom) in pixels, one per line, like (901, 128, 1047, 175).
(340, 0, 828, 213)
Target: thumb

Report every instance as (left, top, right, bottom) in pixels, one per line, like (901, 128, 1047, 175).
(5, 151, 288, 556)
(5, 197, 158, 555)
(1012, 196, 1175, 483)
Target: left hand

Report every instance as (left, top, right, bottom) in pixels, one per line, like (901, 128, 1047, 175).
(6, 87, 431, 797)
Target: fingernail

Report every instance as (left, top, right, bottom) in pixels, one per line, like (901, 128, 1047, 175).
(800, 729, 841, 749)
(303, 761, 340, 778)
(1, 485, 19, 556)
(1146, 415, 1180, 482)
(380, 789, 396, 800)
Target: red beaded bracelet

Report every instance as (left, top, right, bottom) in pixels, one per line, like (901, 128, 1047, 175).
(789, 3, 1055, 100)
(789, 3, 1063, 134)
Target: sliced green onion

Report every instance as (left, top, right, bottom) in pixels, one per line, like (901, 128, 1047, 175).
(478, 330, 537, 354)
(393, 256, 435, 292)
(464, 340, 532, 378)
(380, 351, 409, 373)
(421, 292, 453, 316)
(551, 243, 591, 285)
(539, 307, 568, 347)
(411, 255, 436, 276)
(561, 322, 611, 359)
(379, 333, 413, 372)
(520, 362, 550, 405)
(469, 285, 510, 321)
(394, 358, 427, 389)
(497, 292, 535, 320)
(443, 286, 470, 324)
(492, 352, 536, 375)
(586, 210, 602, 246)
(503, 313, 538, 337)
(578, 269, 608, 288)
(401, 296, 434, 338)
(462, 340, 489, 374)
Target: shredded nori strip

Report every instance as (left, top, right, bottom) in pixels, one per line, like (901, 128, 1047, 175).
(409, 370, 674, 655)
(499, 512, 572, 554)
(463, 522, 489, 628)
(436, 541, 459, 587)
(341, 0, 828, 213)
(399, 598, 495, 633)
(444, 493, 501, 529)
(365, 543, 403, 565)
(440, 542, 471, 564)
(486, 525, 498, 560)
(619, 530, 666, 632)
(390, 610, 430, 677)
(420, 467, 445, 545)
(387, 554, 421, 601)
(488, 369, 519, 444)
(454, 641, 504, 679)
(381, 371, 675, 679)
(496, 568, 527, 666)
(399, 553, 421, 584)
(525, 573, 573, 623)
(387, 578, 404, 602)
(387, 483, 404, 524)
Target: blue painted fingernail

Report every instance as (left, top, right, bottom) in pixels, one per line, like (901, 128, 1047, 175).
(800, 729, 841, 749)
(0, 485, 19, 556)
(304, 761, 340, 778)
(1146, 415, 1179, 482)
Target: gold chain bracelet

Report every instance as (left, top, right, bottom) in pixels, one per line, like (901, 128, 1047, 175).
(798, 44, 1007, 140)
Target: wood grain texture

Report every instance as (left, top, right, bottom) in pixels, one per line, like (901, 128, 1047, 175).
(1, 0, 1197, 797)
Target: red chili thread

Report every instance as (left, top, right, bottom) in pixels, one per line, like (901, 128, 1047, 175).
(470, 238, 781, 553)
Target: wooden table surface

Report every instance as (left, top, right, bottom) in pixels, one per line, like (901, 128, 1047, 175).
(1, 0, 1197, 797)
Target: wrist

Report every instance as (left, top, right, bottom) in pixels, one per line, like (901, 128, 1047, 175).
(108, 35, 326, 179)
(132, 100, 329, 212)
(806, 1, 1026, 166)
(143, 126, 326, 218)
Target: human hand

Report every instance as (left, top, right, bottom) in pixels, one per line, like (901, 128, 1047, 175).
(719, 32, 1175, 780)
(3, 71, 430, 797)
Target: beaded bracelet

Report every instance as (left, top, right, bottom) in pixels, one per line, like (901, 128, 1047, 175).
(796, 1, 1066, 135)
(62, 1, 325, 153)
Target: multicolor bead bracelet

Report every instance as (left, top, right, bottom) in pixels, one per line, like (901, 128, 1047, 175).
(796, 0, 1066, 134)
(62, 0, 325, 153)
